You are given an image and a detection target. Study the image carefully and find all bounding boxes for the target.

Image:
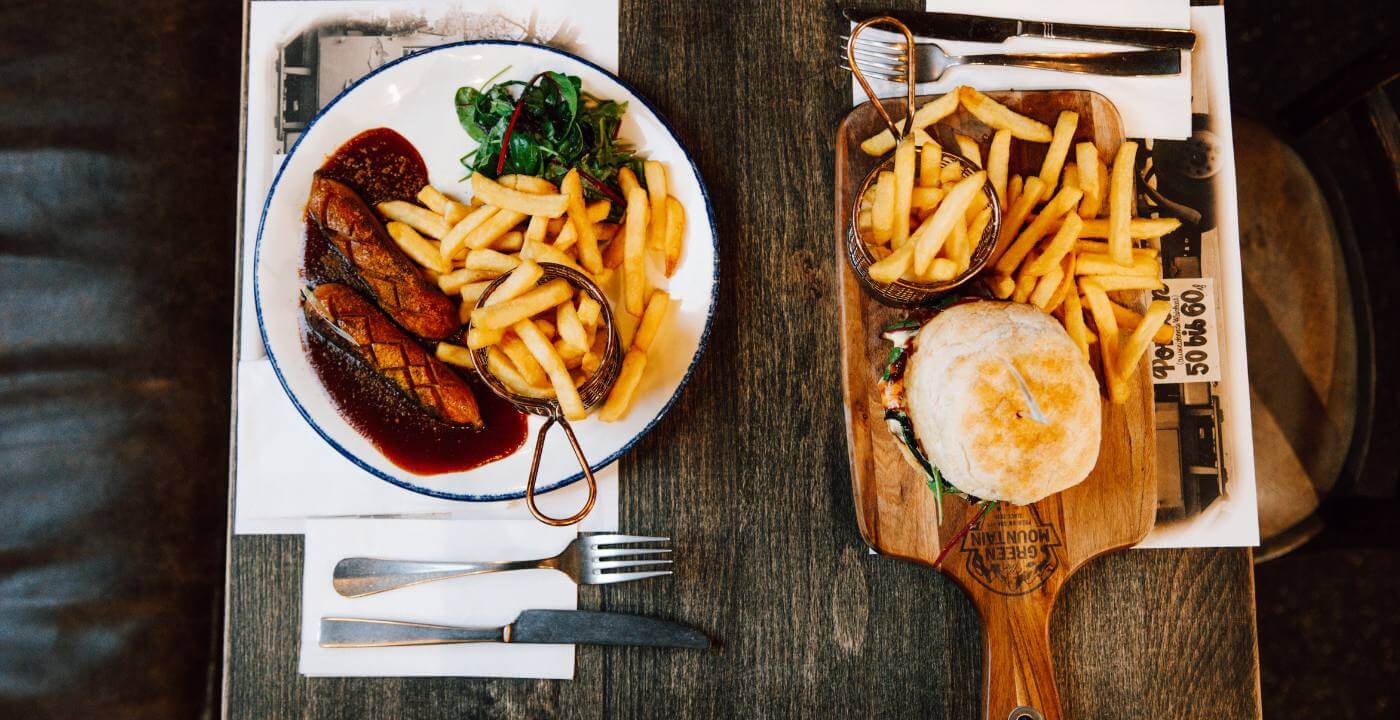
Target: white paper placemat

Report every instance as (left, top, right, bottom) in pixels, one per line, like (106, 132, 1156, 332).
(299, 518, 577, 678)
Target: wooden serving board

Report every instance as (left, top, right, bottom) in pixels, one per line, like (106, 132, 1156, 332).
(835, 91, 1156, 720)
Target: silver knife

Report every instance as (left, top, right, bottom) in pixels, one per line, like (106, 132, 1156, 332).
(843, 8, 1196, 51)
(320, 609, 710, 649)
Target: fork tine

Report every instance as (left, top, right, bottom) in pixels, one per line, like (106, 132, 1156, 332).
(588, 569, 673, 585)
(596, 558, 674, 571)
(582, 534, 669, 545)
(840, 63, 906, 83)
(841, 41, 906, 61)
(839, 34, 908, 51)
(591, 546, 671, 558)
(850, 55, 908, 74)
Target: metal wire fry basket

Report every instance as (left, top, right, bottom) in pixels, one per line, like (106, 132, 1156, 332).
(470, 262, 622, 526)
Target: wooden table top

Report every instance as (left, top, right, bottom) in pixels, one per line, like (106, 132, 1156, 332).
(223, 1, 1261, 718)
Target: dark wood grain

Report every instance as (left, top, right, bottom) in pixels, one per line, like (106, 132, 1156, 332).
(224, 1, 1261, 718)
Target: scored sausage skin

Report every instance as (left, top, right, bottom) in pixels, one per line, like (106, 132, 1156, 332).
(306, 174, 458, 340)
(305, 283, 483, 429)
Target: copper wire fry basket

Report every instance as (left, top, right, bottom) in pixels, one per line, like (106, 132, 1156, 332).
(470, 262, 622, 527)
(844, 16, 1001, 307)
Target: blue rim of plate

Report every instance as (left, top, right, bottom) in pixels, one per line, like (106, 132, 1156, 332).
(253, 40, 720, 502)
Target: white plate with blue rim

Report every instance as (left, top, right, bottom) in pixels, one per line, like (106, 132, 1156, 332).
(254, 41, 717, 502)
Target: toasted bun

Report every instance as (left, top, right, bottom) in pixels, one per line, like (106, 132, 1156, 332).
(905, 301, 1100, 505)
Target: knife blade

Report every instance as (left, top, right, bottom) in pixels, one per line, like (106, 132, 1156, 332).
(842, 8, 1196, 51)
(320, 609, 710, 649)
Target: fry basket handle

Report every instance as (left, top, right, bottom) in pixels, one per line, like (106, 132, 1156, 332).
(847, 16, 917, 141)
(524, 415, 598, 526)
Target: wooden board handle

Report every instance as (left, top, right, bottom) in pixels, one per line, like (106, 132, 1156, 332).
(980, 593, 1062, 720)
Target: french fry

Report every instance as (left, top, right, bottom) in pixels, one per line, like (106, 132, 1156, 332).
(463, 208, 527, 251)
(460, 280, 493, 308)
(493, 230, 524, 252)
(376, 201, 451, 240)
(1023, 213, 1082, 276)
(892, 136, 917, 249)
(435, 342, 476, 369)
(940, 162, 962, 184)
(471, 173, 568, 217)
(1079, 279, 1124, 402)
(443, 201, 471, 225)
(987, 129, 1011, 208)
(1074, 142, 1102, 218)
(954, 134, 981, 167)
(990, 176, 1044, 265)
(623, 186, 649, 316)
(618, 166, 643, 200)
(988, 273, 1016, 299)
(1108, 140, 1138, 266)
(466, 326, 505, 349)
(556, 337, 585, 366)
(1038, 111, 1079, 194)
(555, 299, 589, 354)
(596, 222, 620, 243)
(417, 185, 451, 214)
(911, 186, 944, 213)
(867, 238, 915, 284)
(966, 207, 992, 267)
(599, 349, 648, 422)
(443, 199, 500, 260)
(1045, 253, 1077, 313)
(576, 294, 602, 328)
(945, 215, 969, 269)
(871, 171, 895, 244)
(464, 248, 520, 274)
(553, 217, 579, 250)
(521, 239, 588, 277)
(500, 333, 549, 387)
(918, 141, 942, 187)
(1075, 240, 1157, 258)
(438, 267, 494, 295)
(1087, 275, 1164, 292)
(1062, 164, 1080, 192)
(924, 257, 959, 282)
(535, 317, 556, 340)
(487, 347, 554, 400)
(1012, 262, 1039, 303)
(1115, 300, 1172, 380)
(1071, 217, 1182, 240)
(1029, 262, 1064, 309)
(499, 174, 559, 194)
(913, 170, 986, 274)
(1110, 300, 1174, 344)
(1076, 252, 1160, 277)
(1063, 284, 1090, 359)
(644, 160, 668, 253)
(561, 169, 603, 273)
(958, 86, 1053, 142)
(514, 319, 586, 419)
(603, 222, 627, 269)
(633, 290, 671, 352)
(859, 90, 959, 156)
(664, 195, 685, 276)
(994, 185, 1082, 275)
(471, 278, 572, 330)
(963, 191, 988, 225)
(385, 221, 450, 274)
(548, 200, 610, 232)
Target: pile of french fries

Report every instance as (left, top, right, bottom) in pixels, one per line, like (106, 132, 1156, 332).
(858, 86, 1181, 404)
(373, 161, 685, 422)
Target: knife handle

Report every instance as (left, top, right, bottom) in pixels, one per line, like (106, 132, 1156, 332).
(319, 617, 504, 647)
(961, 49, 1181, 77)
(1030, 20, 1196, 51)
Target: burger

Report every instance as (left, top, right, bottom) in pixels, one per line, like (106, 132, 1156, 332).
(880, 300, 1101, 508)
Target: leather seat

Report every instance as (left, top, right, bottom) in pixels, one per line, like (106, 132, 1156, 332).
(0, 1, 239, 716)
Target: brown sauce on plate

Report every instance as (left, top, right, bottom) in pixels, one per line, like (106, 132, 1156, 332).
(300, 128, 526, 475)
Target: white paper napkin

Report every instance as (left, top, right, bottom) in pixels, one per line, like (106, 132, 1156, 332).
(855, 0, 1191, 139)
(299, 518, 578, 678)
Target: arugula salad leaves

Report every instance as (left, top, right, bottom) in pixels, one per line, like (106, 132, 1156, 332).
(454, 69, 642, 207)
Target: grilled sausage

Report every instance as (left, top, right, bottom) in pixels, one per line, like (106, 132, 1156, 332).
(306, 174, 458, 340)
(303, 283, 483, 428)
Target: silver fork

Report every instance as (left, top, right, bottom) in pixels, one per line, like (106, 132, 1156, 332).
(840, 35, 1181, 82)
(332, 534, 672, 597)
